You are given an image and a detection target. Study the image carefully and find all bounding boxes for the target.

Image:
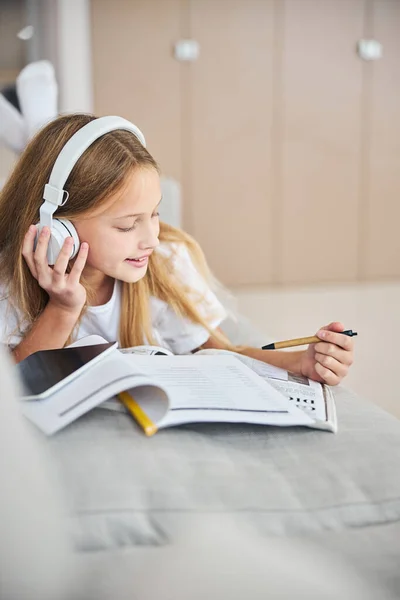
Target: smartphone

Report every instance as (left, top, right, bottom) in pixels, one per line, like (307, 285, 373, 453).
(16, 341, 117, 400)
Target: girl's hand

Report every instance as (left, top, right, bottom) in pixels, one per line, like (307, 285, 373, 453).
(299, 322, 354, 385)
(22, 225, 89, 313)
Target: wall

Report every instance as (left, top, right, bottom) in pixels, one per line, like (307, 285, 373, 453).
(91, 0, 400, 287)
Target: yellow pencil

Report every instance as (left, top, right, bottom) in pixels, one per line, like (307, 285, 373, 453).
(118, 391, 158, 436)
(262, 329, 358, 350)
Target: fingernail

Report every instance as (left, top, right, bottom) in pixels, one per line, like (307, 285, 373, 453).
(41, 227, 49, 236)
(318, 330, 326, 339)
(29, 224, 36, 233)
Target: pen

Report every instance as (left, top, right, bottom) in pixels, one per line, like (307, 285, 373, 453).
(262, 329, 358, 350)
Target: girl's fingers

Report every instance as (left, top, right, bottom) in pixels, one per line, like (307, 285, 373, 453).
(313, 342, 353, 366)
(314, 352, 348, 380)
(21, 224, 39, 278)
(314, 362, 340, 386)
(32, 226, 53, 285)
(68, 242, 89, 285)
(52, 237, 74, 282)
(317, 328, 353, 351)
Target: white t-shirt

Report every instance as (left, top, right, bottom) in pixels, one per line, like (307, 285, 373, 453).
(0, 243, 226, 354)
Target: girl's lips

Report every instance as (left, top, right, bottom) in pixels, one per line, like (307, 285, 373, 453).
(124, 256, 149, 268)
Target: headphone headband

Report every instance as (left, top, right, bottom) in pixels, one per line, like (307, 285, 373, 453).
(37, 115, 147, 265)
(43, 115, 146, 207)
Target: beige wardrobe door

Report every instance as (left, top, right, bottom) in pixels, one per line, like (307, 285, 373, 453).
(0, 0, 25, 73)
(0, 0, 25, 182)
(90, 0, 182, 182)
(187, 0, 275, 286)
(278, 0, 364, 284)
(362, 0, 400, 279)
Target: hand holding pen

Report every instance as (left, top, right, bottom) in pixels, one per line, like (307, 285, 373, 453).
(262, 323, 357, 386)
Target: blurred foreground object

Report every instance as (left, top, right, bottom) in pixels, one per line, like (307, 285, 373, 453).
(0, 344, 75, 600)
(81, 516, 377, 600)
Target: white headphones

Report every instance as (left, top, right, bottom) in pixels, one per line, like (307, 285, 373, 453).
(37, 115, 146, 265)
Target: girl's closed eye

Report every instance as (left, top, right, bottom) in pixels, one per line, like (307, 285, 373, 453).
(117, 221, 138, 233)
(117, 212, 158, 232)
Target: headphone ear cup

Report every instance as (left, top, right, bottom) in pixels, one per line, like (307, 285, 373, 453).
(47, 219, 80, 265)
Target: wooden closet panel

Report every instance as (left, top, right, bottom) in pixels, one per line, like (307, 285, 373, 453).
(362, 0, 400, 279)
(279, 0, 364, 284)
(0, 0, 25, 71)
(0, 1, 25, 182)
(188, 0, 274, 286)
(90, 0, 182, 181)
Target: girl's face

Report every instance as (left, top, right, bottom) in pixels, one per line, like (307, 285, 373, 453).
(73, 167, 161, 286)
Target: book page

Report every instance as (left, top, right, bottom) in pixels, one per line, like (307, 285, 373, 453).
(195, 348, 288, 378)
(68, 336, 173, 356)
(196, 349, 327, 422)
(266, 375, 326, 422)
(119, 345, 173, 356)
(68, 335, 112, 347)
(232, 354, 326, 422)
(125, 355, 314, 428)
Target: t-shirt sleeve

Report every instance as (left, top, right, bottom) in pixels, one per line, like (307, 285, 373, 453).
(154, 244, 227, 354)
(0, 290, 26, 348)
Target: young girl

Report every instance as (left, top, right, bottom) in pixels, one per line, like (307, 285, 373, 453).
(0, 114, 353, 385)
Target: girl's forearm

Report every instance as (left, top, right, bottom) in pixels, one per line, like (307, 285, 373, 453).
(202, 331, 305, 375)
(237, 346, 304, 375)
(12, 303, 80, 363)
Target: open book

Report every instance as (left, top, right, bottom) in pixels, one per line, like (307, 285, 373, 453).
(16, 335, 337, 436)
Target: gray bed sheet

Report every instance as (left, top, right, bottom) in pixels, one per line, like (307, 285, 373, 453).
(49, 386, 400, 553)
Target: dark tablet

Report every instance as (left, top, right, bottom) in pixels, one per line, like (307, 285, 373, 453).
(16, 342, 116, 400)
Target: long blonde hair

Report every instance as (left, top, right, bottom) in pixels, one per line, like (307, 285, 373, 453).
(0, 113, 230, 349)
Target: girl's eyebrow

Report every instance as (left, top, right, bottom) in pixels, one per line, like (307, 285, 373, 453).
(112, 198, 162, 220)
